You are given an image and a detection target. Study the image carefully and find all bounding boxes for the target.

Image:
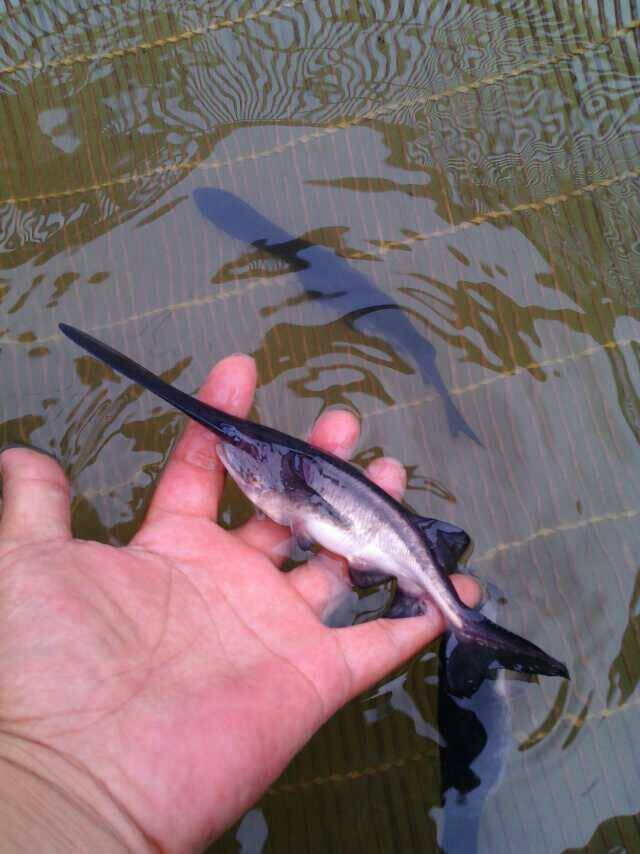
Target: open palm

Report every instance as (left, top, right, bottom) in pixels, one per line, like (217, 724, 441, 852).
(0, 354, 478, 852)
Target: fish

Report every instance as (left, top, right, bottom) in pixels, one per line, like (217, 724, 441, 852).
(192, 187, 481, 445)
(59, 323, 569, 697)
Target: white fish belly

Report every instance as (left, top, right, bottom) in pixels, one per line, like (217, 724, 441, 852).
(303, 515, 401, 575)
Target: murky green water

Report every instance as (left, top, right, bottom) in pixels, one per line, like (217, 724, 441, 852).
(1, 1, 639, 851)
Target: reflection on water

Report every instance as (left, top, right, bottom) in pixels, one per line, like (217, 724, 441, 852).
(437, 583, 514, 854)
(1, 1, 639, 851)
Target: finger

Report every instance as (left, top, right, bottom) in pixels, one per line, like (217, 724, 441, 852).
(307, 409, 361, 457)
(232, 409, 360, 563)
(333, 574, 482, 700)
(0, 447, 71, 546)
(359, 456, 406, 502)
(136, 354, 256, 534)
(288, 456, 406, 614)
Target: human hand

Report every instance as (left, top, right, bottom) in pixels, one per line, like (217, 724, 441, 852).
(0, 353, 480, 852)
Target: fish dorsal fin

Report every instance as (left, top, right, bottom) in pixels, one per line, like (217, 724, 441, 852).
(252, 237, 312, 271)
(412, 516, 471, 572)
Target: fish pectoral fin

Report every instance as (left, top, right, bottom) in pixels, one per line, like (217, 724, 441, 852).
(412, 516, 471, 572)
(291, 519, 314, 552)
(281, 452, 346, 527)
(323, 570, 397, 628)
(281, 451, 314, 490)
(322, 589, 363, 628)
(384, 591, 428, 619)
(322, 584, 394, 628)
(348, 565, 394, 589)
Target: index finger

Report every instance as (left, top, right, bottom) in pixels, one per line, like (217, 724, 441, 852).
(134, 354, 256, 534)
(0, 447, 72, 548)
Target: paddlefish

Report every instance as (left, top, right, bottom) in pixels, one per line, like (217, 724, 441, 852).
(59, 323, 568, 697)
(192, 187, 481, 445)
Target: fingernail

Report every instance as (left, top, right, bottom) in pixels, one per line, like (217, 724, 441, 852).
(367, 456, 406, 493)
(322, 410, 359, 456)
(211, 374, 242, 409)
(1, 441, 31, 452)
(366, 457, 387, 478)
(211, 354, 254, 410)
(470, 577, 488, 610)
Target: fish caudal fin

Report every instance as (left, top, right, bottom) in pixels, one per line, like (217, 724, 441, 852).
(443, 399, 483, 446)
(445, 608, 569, 698)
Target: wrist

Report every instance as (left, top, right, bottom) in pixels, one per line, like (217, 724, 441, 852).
(0, 734, 156, 853)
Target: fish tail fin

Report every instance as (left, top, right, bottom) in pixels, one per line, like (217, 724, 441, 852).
(443, 399, 483, 446)
(410, 342, 482, 445)
(444, 608, 569, 697)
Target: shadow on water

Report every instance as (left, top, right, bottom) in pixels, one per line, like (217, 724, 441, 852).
(193, 187, 481, 444)
(2, 1, 640, 852)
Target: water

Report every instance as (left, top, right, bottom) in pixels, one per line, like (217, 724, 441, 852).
(1, 1, 639, 851)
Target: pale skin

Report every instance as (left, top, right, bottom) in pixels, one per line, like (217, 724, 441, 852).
(0, 354, 480, 853)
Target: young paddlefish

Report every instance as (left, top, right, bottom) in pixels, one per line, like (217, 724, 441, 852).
(59, 324, 569, 697)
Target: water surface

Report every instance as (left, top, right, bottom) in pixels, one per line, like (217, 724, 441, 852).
(1, 1, 639, 851)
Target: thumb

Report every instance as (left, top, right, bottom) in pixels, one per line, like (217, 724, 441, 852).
(0, 447, 72, 546)
(333, 574, 482, 700)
